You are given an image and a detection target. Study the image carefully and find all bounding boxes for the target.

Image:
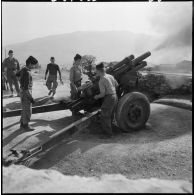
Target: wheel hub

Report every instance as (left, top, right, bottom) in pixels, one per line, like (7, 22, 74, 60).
(128, 104, 142, 123)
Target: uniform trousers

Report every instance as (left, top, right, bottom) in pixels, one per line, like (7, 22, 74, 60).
(100, 94, 118, 135)
(7, 71, 20, 94)
(70, 80, 82, 100)
(20, 89, 32, 125)
(46, 75, 58, 93)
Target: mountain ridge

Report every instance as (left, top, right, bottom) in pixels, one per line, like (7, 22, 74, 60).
(3, 31, 191, 68)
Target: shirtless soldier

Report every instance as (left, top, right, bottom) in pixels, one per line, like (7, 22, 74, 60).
(69, 54, 83, 100)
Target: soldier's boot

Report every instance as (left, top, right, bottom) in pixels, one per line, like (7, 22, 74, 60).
(48, 90, 52, 96)
(20, 122, 25, 129)
(71, 111, 83, 117)
(23, 124, 34, 131)
(52, 91, 56, 97)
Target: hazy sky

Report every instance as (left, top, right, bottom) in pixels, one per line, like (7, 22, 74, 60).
(2, 2, 192, 46)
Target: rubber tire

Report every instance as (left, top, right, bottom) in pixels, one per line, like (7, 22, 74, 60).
(116, 92, 150, 131)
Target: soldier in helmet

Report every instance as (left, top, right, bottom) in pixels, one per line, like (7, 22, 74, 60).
(69, 54, 83, 100)
(2, 50, 20, 97)
(94, 62, 118, 139)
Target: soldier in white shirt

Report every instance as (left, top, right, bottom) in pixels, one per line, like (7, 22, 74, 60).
(94, 63, 118, 139)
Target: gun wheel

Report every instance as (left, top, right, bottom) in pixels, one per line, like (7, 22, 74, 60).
(116, 92, 150, 131)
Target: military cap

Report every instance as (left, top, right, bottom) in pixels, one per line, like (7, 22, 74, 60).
(26, 56, 38, 65)
(8, 50, 13, 54)
(74, 54, 82, 61)
(96, 62, 105, 70)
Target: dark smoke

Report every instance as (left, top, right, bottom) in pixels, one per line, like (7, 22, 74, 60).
(148, 2, 192, 54)
(154, 23, 192, 51)
(147, 3, 192, 64)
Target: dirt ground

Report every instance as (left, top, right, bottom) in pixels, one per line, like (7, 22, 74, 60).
(3, 78, 192, 181)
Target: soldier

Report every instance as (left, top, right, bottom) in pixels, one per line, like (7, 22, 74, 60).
(69, 54, 83, 100)
(2, 50, 20, 97)
(45, 57, 62, 97)
(94, 63, 118, 139)
(16, 59, 35, 131)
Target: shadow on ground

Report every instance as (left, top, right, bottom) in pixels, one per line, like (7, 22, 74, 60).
(31, 104, 192, 170)
(3, 96, 53, 111)
(3, 116, 74, 149)
(3, 103, 192, 180)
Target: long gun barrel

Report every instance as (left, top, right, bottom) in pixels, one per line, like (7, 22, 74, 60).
(132, 51, 151, 66)
(110, 52, 151, 79)
(107, 55, 135, 73)
(80, 51, 150, 93)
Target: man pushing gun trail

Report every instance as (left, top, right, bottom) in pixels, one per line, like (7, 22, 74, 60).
(94, 63, 118, 139)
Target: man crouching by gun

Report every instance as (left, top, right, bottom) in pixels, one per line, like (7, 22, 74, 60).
(16, 59, 35, 131)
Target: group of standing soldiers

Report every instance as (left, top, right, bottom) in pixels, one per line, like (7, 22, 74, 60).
(2, 50, 62, 131)
(3, 50, 119, 138)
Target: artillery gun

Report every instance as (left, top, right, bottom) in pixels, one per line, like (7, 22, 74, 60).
(69, 51, 151, 130)
(3, 51, 151, 166)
